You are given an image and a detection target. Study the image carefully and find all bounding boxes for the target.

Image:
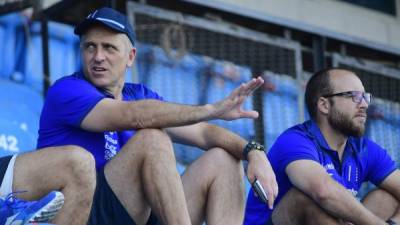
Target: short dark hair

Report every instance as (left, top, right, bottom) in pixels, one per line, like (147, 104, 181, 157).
(305, 68, 339, 119)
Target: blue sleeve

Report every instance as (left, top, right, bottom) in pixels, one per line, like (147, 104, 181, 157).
(123, 83, 164, 101)
(365, 139, 397, 185)
(45, 77, 104, 127)
(269, 128, 320, 173)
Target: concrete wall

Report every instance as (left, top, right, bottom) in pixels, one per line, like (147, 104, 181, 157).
(194, 0, 400, 51)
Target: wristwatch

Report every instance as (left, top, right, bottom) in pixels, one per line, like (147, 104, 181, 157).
(242, 141, 265, 160)
(387, 219, 397, 225)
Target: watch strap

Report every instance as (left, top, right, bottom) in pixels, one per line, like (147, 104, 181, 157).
(243, 141, 265, 160)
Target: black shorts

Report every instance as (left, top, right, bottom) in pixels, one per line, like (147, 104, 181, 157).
(0, 155, 13, 184)
(88, 167, 160, 225)
(265, 217, 274, 225)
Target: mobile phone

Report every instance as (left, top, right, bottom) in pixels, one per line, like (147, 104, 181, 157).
(252, 179, 268, 203)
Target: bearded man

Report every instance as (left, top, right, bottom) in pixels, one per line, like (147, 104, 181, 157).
(244, 68, 400, 225)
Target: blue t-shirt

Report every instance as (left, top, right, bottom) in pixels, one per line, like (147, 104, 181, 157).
(244, 120, 397, 225)
(37, 71, 163, 169)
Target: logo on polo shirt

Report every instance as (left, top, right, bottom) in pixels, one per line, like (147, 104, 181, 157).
(104, 131, 119, 160)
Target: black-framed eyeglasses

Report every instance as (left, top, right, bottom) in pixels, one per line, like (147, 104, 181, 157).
(322, 91, 372, 104)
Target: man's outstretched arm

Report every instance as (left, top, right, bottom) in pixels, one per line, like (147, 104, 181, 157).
(80, 77, 264, 132)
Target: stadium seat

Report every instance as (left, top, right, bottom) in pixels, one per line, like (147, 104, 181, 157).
(0, 117, 37, 157)
(18, 21, 80, 92)
(140, 45, 206, 105)
(0, 79, 42, 156)
(366, 98, 400, 164)
(0, 79, 43, 115)
(262, 71, 300, 146)
(0, 13, 26, 80)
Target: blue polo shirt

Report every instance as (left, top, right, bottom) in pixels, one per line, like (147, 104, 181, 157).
(244, 120, 397, 225)
(37, 71, 163, 169)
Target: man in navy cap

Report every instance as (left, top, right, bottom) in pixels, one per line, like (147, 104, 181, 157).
(37, 7, 278, 225)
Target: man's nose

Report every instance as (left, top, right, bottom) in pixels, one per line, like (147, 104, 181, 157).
(94, 49, 105, 62)
(359, 96, 369, 108)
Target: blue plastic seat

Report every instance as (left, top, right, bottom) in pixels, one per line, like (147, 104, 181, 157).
(0, 13, 26, 80)
(262, 71, 300, 146)
(0, 79, 43, 115)
(0, 115, 37, 157)
(18, 21, 80, 92)
(0, 79, 42, 156)
(138, 45, 205, 105)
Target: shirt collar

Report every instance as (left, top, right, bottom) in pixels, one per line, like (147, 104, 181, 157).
(75, 70, 121, 99)
(306, 120, 356, 154)
(307, 120, 332, 151)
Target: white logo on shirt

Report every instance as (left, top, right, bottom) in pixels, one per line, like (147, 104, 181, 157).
(104, 131, 118, 160)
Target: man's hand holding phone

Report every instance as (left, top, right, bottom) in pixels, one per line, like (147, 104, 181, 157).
(252, 179, 268, 204)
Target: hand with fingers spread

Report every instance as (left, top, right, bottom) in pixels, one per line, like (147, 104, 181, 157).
(246, 150, 279, 210)
(211, 76, 264, 121)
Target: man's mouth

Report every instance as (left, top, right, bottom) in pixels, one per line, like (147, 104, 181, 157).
(92, 66, 107, 72)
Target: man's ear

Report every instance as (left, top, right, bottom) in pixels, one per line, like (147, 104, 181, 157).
(317, 97, 330, 115)
(126, 47, 136, 67)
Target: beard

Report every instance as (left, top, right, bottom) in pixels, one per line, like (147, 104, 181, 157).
(328, 107, 365, 137)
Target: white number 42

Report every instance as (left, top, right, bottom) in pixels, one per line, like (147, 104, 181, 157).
(0, 134, 19, 152)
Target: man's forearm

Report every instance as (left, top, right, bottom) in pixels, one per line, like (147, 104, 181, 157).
(195, 123, 247, 159)
(314, 179, 386, 225)
(127, 100, 216, 129)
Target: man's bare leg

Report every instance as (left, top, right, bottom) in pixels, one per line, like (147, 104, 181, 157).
(181, 147, 245, 225)
(104, 128, 191, 225)
(12, 146, 96, 225)
(272, 188, 340, 225)
(362, 188, 399, 221)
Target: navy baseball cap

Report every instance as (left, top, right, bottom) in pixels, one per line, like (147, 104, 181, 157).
(74, 7, 135, 46)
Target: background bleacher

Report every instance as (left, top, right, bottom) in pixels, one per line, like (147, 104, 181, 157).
(1, 2, 400, 199)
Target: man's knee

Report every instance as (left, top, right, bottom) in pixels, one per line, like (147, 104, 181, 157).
(273, 188, 337, 224)
(363, 188, 398, 207)
(277, 188, 316, 210)
(207, 147, 241, 168)
(58, 146, 96, 184)
(134, 128, 171, 144)
(362, 188, 399, 220)
(128, 128, 174, 157)
(61, 145, 95, 167)
(199, 148, 243, 181)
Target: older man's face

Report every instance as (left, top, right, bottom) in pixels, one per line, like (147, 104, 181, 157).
(80, 25, 135, 91)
